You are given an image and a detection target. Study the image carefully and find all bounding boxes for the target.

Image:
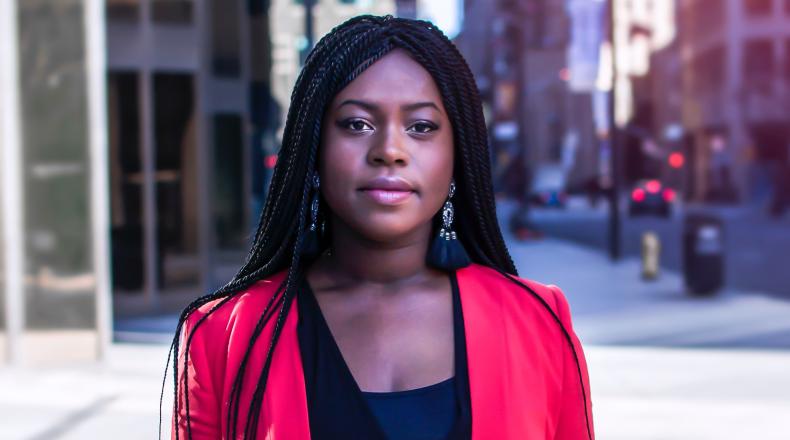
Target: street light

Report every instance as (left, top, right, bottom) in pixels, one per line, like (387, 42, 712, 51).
(608, 0, 621, 261)
(300, 0, 316, 66)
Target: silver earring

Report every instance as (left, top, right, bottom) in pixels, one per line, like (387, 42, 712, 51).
(426, 180, 471, 270)
(439, 182, 457, 241)
(300, 172, 323, 259)
(309, 173, 320, 231)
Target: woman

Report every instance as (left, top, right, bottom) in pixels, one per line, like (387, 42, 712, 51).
(169, 15, 593, 440)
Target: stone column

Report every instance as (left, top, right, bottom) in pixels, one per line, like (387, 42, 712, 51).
(0, 0, 110, 364)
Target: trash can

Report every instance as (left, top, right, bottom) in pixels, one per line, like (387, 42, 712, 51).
(683, 213, 724, 295)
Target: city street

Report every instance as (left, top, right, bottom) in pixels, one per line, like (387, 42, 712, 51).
(2, 1, 790, 439)
(529, 197, 790, 298)
(514, 237, 790, 350)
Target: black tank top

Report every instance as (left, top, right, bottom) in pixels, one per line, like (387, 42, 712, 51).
(296, 271, 472, 440)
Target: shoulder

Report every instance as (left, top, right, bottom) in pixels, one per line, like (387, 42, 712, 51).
(181, 269, 290, 339)
(457, 263, 574, 328)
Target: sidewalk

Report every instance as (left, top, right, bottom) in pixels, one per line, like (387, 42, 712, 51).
(0, 343, 172, 440)
(513, 237, 790, 349)
(508, 237, 790, 439)
(1, 237, 789, 439)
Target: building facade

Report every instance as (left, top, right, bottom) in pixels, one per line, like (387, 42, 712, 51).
(678, 0, 790, 202)
(105, 0, 279, 318)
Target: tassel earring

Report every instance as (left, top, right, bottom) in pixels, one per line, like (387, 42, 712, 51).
(300, 172, 323, 260)
(427, 181, 471, 271)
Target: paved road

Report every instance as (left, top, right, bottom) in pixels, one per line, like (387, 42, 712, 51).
(527, 198, 790, 298)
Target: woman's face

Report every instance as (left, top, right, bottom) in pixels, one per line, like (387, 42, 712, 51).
(319, 48, 454, 244)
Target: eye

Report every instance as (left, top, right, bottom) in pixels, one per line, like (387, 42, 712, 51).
(409, 121, 438, 134)
(340, 118, 373, 132)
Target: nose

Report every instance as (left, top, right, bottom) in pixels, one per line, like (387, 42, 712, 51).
(367, 125, 409, 167)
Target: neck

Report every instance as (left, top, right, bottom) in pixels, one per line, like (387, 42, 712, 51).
(321, 216, 437, 285)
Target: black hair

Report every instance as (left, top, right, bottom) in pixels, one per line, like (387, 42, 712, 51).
(164, 14, 589, 440)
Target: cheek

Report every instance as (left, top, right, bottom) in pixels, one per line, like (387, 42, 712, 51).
(318, 140, 357, 210)
(420, 137, 455, 212)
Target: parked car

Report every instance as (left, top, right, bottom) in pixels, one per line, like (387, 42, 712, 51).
(530, 164, 568, 208)
(629, 179, 675, 217)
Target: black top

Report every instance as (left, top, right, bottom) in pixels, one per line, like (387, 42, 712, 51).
(362, 376, 458, 440)
(296, 271, 472, 440)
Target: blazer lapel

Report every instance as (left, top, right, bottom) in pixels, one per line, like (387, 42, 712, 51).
(457, 265, 510, 439)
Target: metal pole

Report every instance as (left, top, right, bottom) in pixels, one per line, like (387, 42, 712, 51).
(83, 0, 113, 361)
(140, 0, 159, 305)
(304, 0, 315, 52)
(608, 0, 621, 261)
(195, 0, 214, 295)
(0, 0, 25, 364)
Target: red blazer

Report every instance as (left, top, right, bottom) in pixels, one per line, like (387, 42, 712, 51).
(174, 263, 594, 439)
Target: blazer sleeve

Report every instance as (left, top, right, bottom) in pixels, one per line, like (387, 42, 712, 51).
(549, 285, 595, 440)
(172, 311, 223, 439)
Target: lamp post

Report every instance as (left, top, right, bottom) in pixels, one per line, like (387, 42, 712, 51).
(301, 0, 316, 65)
(608, 0, 621, 260)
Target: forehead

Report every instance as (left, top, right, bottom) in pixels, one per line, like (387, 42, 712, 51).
(330, 48, 444, 108)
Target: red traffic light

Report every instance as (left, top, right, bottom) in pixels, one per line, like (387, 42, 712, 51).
(668, 152, 684, 169)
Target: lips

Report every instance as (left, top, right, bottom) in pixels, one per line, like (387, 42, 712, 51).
(359, 176, 416, 205)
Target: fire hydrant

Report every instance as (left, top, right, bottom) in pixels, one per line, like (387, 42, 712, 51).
(641, 231, 660, 280)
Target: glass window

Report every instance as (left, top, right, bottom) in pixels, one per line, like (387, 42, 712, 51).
(17, 0, 97, 338)
(743, 39, 775, 81)
(151, 0, 193, 24)
(249, 0, 267, 16)
(212, 114, 246, 250)
(153, 73, 201, 288)
(108, 72, 145, 291)
(692, 45, 726, 93)
(685, 0, 726, 40)
(107, 0, 140, 22)
(785, 39, 790, 79)
(211, 0, 241, 77)
(744, 0, 773, 16)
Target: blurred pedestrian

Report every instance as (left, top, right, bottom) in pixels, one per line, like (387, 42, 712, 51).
(169, 15, 593, 440)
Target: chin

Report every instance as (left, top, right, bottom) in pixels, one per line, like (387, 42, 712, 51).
(352, 216, 426, 244)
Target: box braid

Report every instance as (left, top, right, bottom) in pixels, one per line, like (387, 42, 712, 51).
(164, 15, 601, 440)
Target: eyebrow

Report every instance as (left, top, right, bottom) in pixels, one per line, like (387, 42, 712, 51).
(337, 99, 443, 114)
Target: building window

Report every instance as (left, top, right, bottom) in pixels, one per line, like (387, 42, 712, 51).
(686, 0, 726, 40)
(785, 39, 790, 80)
(693, 45, 726, 93)
(744, 0, 773, 16)
(212, 114, 246, 249)
(743, 39, 775, 83)
(211, 0, 241, 77)
(107, 0, 140, 22)
(339, 0, 356, 4)
(151, 0, 193, 24)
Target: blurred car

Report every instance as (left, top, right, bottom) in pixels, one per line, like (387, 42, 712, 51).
(629, 179, 675, 217)
(530, 164, 568, 208)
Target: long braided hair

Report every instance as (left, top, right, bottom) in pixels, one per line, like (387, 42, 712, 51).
(165, 14, 522, 439)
